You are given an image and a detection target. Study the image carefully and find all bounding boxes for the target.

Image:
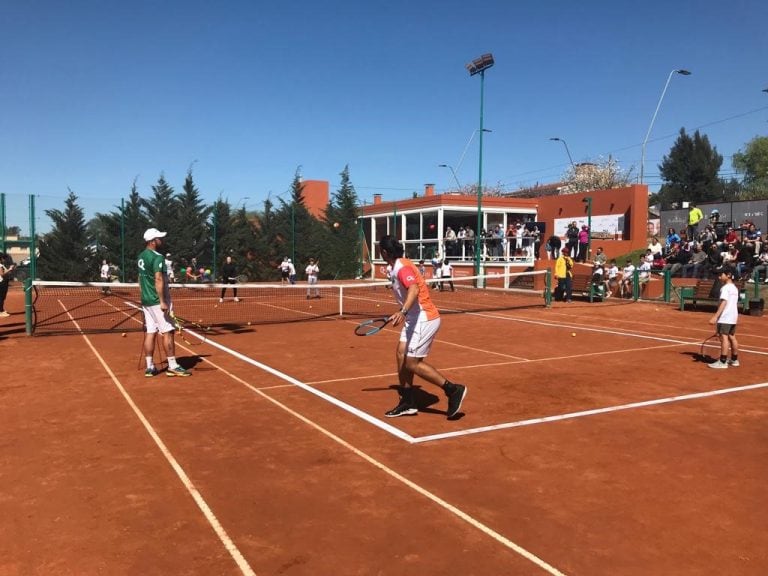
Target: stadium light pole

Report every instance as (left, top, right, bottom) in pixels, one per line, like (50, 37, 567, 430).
(455, 128, 493, 175)
(640, 68, 691, 184)
(438, 164, 462, 190)
(582, 196, 593, 260)
(549, 137, 575, 171)
(466, 52, 494, 276)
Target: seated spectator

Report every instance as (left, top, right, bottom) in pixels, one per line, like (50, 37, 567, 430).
(682, 244, 707, 278)
(637, 258, 652, 288)
(592, 246, 607, 266)
(620, 259, 635, 298)
(662, 243, 690, 277)
(665, 228, 681, 253)
(704, 244, 723, 278)
(743, 223, 761, 261)
(591, 263, 605, 296)
(647, 237, 663, 260)
(749, 245, 768, 283)
(722, 244, 744, 279)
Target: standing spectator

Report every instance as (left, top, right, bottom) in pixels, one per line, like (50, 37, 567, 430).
(456, 227, 467, 259)
(137, 228, 191, 377)
(531, 224, 542, 260)
(464, 226, 475, 257)
(417, 259, 427, 278)
(554, 247, 574, 303)
(288, 259, 297, 284)
(0, 253, 15, 317)
(547, 233, 562, 260)
(439, 260, 455, 292)
(708, 266, 740, 369)
(100, 258, 112, 295)
(430, 252, 441, 285)
(577, 225, 589, 262)
(219, 255, 240, 303)
(278, 257, 290, 284)
(687, 202, 704, 242)
(305, 257, 320, 299)
(444, 226, 457, 257)
(565, 222, 579, 259)
(164, 253, 175, 283)
(377, 235, 467, 419)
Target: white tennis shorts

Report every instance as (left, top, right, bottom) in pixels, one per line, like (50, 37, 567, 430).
(400, 316, 441, 358)
(143, 304, 174, 334)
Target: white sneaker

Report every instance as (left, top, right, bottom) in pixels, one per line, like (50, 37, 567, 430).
(708, 360, 729, 369)
(748, 278, 755, 283)
(0, 311, 9, 317)
(218, 298, 223, 303)
(728, 359, 740, 367)
(234, 297, 240, 302)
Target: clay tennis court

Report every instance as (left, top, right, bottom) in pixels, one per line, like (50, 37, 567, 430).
(1, 285, 767, 575)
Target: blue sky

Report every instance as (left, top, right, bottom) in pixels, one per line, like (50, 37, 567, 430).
(1, 0, 766, 234)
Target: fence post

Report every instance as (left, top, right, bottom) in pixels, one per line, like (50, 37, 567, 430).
(544, 269, 552, 307)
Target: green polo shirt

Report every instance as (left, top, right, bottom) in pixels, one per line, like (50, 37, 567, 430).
(138, 248, 166, 306)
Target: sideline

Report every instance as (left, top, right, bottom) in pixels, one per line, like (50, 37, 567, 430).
(59, 301, 257, 576)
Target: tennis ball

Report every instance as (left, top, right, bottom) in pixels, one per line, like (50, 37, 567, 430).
(571, 332, 576, 337)
(309, 305, 313, 309)
(333, 222, 340, 229)
(247, 321, 251, 326)
(121, 332, 126, 337)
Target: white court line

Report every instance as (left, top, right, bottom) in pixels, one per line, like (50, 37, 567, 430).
(57, 301, 257, 576)
(104, 307, 569, 574)
(412, 381, 768, 444)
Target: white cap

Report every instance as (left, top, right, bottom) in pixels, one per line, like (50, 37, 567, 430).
(165, 253, 171, 257)
(144, 228, 167, 242)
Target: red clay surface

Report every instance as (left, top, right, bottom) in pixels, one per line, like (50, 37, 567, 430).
(2, 286, 767, 575)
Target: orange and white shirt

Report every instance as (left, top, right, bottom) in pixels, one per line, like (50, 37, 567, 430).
(390, 257, 439, 321)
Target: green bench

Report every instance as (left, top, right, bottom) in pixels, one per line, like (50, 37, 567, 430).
(679, 279, 747, 312)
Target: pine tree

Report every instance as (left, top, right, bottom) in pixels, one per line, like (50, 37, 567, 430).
(175, 169, 212, 268)
(37, 190, 93, 281)
(324, 165, 361, 279)
(655, 128, 723, 209)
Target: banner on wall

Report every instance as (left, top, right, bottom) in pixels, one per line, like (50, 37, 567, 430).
(554, 214, 625, 239)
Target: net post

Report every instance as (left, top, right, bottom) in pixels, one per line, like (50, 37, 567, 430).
(633, 268, 640, 301)
(339, 285, 344, 317)
(662, 269, 671, 302)
(24, 278, 33, 335)
(544, 269, 552, 307)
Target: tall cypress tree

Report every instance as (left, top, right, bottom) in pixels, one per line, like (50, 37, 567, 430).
(37, 190, 93, 281)
(324, 165, 361, 279)
(175, 169, 212, 267)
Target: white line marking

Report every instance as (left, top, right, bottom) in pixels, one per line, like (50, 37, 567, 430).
(166, 341, 568, 576)
(412, 381, 768, 444)
(178, 327, 416, 443)
(58, 301, 256, 576)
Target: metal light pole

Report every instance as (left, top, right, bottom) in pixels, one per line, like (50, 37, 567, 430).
(640, 69, 691, 184)
(549, 137, 576, 171)
(438, 164, 462, 190)
(466, 53, 494, 276)
(455, 128, 492, 175)
(582, 197, 593, 260)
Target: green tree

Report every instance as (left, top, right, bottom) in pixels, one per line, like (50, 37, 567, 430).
(175, 169, 212, 268)
(37, 190, 93, 281)
(324, 165, 361, 279)
(142, 174, 178, 239)
(732, 135, 768, 199)
(654, 128, 723, 209)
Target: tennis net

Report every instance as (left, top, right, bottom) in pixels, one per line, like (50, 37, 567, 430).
(28, 270, 549, 335)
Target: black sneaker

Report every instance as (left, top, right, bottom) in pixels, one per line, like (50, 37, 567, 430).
(445, 383, 467, 419)
(385, 401, 418, 418)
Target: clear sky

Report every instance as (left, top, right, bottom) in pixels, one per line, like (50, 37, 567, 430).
(1, 0, 766, 234)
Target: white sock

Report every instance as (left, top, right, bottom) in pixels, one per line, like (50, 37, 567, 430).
(168, 356, 178, 369)
(145, 356, 154, 369)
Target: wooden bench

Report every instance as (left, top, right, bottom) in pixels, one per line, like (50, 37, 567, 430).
(570, 270, 604, 302)
(679, 279, 747, 312)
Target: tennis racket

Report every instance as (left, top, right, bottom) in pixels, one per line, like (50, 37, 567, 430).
(354, 317, 392, 336)
(170, 312, 209, 345)
(698, 333, 719, 363)
(235, 274, 248, 283)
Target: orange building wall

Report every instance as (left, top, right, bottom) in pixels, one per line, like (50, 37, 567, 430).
(535, 185, 648, 259)
(302, 180, 329, 220)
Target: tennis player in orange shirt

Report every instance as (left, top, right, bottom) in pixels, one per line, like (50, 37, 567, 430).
(379, 235, 467, 419)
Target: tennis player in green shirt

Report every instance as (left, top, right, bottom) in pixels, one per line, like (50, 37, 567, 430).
(138, 228, 191, 377)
